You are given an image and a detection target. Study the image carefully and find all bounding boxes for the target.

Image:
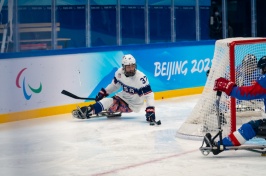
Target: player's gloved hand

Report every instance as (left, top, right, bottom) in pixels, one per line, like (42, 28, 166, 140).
(95, 88, 108, 101)
(145, 106, 155, 122)
(213, 77, 236, 96)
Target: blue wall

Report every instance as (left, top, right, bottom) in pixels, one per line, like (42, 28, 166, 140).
(1, 40, 215, 97)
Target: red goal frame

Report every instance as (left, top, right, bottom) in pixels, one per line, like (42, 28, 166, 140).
(229, 39, 266, 133)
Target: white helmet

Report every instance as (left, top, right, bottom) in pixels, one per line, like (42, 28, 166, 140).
(122, 54, 137, 77)
(242, 54, 257, 74)
(242, 54, 257, 66)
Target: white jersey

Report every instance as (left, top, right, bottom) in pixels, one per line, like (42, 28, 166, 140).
(104, 67, 155, 112)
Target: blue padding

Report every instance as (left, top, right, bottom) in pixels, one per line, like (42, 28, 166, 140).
(219, 123, 256, 147)
(221, 137, 233, 147)
(92, 102, 104, 114)
(238, 123, 256, 140)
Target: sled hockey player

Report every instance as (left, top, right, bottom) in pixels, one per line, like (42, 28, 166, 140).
(72, 54, 159, 125)
(204, 55, 266, 155)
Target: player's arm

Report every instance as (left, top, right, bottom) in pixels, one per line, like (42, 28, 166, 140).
(105, 76, 121, 94)
(139, 74, 155, 107)
(143, 86, 155, 107)
(96, 76, 121, 101)
(143, 87, 156, 122)
(213, 77, 266, 100)
(230, 82, 266, 100)
(140, 75, 156, 122)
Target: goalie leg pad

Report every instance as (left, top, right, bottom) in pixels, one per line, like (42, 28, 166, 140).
(257, 119, 266, 138)
(248, 119, 264, 133)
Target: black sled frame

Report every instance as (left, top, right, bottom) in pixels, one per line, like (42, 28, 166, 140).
(75, 106, 122, 119)
(199, 91, 266, 156)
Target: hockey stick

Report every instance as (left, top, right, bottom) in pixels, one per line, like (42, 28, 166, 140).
(150, 119, 161, 126)
(148, 112, 161, 126)
(206, 91, 224, 149)
(61, 90, 95, 100)
(200, 91, 224, 155)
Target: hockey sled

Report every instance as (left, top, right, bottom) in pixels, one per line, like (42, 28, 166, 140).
(199, 91, 266, 156)
(72, 107, 161, 126)
(200, 144, 266, 156)
(97, 111, 122, 118)
(72, 108, 122, 119)
(90, 111, 122, 118)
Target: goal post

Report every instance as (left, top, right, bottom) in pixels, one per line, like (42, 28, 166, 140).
(177, 38, 266, 140)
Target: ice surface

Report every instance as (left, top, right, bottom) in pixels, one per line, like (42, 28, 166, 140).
(0, 94, 265, 176)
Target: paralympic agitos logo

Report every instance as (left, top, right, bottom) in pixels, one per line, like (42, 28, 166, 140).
(16, 68, 42, 100)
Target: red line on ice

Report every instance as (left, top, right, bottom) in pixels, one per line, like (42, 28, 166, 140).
(91, 149, 198, 176)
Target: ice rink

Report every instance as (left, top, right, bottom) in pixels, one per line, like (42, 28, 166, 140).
(0, 94, 265, 176)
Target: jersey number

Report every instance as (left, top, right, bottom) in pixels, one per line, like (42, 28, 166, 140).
(140, 76, 147, 84)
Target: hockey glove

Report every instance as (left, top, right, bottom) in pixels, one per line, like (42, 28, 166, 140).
(213, 77, 236, 96)
(95, 88, 108, 101)
(145, 106, 155, 122)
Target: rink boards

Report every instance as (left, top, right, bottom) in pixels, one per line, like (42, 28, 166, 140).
(0, 41, 214, 123)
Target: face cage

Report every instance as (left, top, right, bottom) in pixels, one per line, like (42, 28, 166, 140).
(123, 64, 137, 77)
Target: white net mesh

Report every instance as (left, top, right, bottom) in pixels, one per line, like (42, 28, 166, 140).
(177, 38, 266, 140)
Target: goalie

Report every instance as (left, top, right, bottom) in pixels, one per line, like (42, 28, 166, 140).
(204, 55, 266, 155)
(72, 54, 158, 124)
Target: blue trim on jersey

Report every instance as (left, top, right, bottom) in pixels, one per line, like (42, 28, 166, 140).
(231, 74, 266, 100)
(141, 85, 152, 95)
(257, 75, 266, 89)
(115, 78, 152, 96)
(230, 75, 266, 111)
(113, 77, 118, 84)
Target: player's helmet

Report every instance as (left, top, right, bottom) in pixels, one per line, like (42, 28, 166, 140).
(257, 56, 266, 74)
(241, 54, 257, 74)
(122, 54, 137, 77)
(242, 54, 257, 67)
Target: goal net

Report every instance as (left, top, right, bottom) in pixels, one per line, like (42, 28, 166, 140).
(177, 37, 266, 140)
